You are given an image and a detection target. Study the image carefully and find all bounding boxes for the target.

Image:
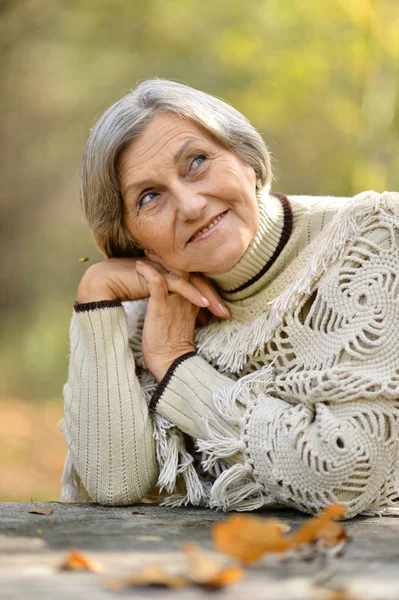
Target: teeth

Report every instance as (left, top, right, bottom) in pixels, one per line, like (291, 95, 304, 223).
(191, 213, 225, 241)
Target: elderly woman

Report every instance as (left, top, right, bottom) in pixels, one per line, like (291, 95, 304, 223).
(60, 79, 399, 517)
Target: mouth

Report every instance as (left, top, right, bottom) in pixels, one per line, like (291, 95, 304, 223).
(187, 210, 229, 244)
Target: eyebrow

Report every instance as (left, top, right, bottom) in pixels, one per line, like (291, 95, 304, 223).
(172, 138, 199, 163)
(121, 138, 201, 197)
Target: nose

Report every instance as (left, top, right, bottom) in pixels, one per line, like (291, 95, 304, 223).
(173, 183, 207, 222)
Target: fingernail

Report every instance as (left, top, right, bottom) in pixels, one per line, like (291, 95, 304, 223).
(201, 296, 210, 307)
(217, 302, 231, 318)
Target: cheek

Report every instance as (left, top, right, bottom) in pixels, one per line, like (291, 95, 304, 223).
(125, 214, 154, 251)
(221, 160, 257, 196)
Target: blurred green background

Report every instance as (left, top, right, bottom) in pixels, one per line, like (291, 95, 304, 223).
(1, 0, 398, 501)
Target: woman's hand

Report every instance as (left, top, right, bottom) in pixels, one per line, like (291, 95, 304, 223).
(76, 257, 230, 320)
(135, 261, 199, 381)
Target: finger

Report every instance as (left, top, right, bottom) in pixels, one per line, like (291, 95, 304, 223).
(135, 261, 169, 307)
(189, 274, 231, 319)
(164, 272, 210, 308)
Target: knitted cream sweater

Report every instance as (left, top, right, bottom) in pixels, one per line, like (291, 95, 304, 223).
(60, 188, 399, 517)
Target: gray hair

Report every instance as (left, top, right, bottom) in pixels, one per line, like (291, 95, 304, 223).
(81, 79, 272, 258)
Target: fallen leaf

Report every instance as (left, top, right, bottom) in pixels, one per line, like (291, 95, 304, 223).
(213, 515, 293, 564)
(59, 550, 105, 573)
(28, 505, 53, 516)
(184, 543, 244, 589)
(293, 503, 347, 546)
(319, 521, 349, 547)
(36, 528, 43, 535)
(78, 257, 89, 263)
(213, 504, 348, 565)
(131, 510, 145, 515)
(105, 565, 187, 590)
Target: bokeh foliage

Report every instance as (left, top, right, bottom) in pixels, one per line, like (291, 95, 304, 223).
(1, 0, 398, 400)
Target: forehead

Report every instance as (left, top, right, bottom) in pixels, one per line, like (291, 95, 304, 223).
(118, 113, 215, 176)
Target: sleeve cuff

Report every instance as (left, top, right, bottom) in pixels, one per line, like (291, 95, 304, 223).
(74, 299, 122, 313)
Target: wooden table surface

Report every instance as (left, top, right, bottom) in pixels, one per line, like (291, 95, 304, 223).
(1, 502, 399, 599)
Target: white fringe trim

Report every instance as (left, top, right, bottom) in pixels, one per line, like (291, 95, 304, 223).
(210, 464, 265, 511)
(152, 413, 210, 507)
(148, 364, 277, 510)
(197, 364, 276, 511)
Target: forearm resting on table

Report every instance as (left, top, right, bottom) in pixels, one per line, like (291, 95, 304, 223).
(63, 303, 158, 505)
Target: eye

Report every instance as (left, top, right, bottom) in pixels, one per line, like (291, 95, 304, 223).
(138, 190, 158, 208)
(190, 154, 207, 170)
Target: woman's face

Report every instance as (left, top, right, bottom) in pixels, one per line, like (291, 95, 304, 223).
(118, 112, 259, 273)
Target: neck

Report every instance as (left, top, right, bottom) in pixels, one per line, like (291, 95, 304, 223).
(206, 187, 293, 300)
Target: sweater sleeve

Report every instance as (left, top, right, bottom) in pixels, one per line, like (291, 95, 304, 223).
(153, 355, 399, 517)
(62, 302, 158, 506)
(150, 353, 237, 440)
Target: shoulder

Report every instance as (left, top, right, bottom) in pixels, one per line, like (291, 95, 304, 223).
(287, 190, 399, 213)
(287, 193, 352, 216)
(287, 190, 399, 232)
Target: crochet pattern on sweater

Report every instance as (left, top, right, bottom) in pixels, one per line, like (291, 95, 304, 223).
(198, 191, 399, 516)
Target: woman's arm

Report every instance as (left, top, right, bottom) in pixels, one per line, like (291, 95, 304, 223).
(63, 302, 158, 505)
(62, 257, 230, 505)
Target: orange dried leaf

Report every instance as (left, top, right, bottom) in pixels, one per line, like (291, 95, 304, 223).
(206, 565, 244, 590)
(59, 550, 105, 573)
(321, 503, 347, 520)
(183, 543, 243, 589)
(293, 503, 347, 546)
(29, 505, 53, 516)
(319, 521, 349, 547)
(213, 515, 294, 564)
(105, 565, 187, 590)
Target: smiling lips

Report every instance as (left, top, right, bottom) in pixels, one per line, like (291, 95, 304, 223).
(188, 211, 229, 243)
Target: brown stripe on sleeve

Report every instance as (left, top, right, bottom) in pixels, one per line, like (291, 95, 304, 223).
(149, 351, 198, 412)
(74, 300, 122, 313)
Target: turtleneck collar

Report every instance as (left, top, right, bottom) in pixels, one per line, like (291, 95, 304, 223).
(205, 187, 292, 300)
